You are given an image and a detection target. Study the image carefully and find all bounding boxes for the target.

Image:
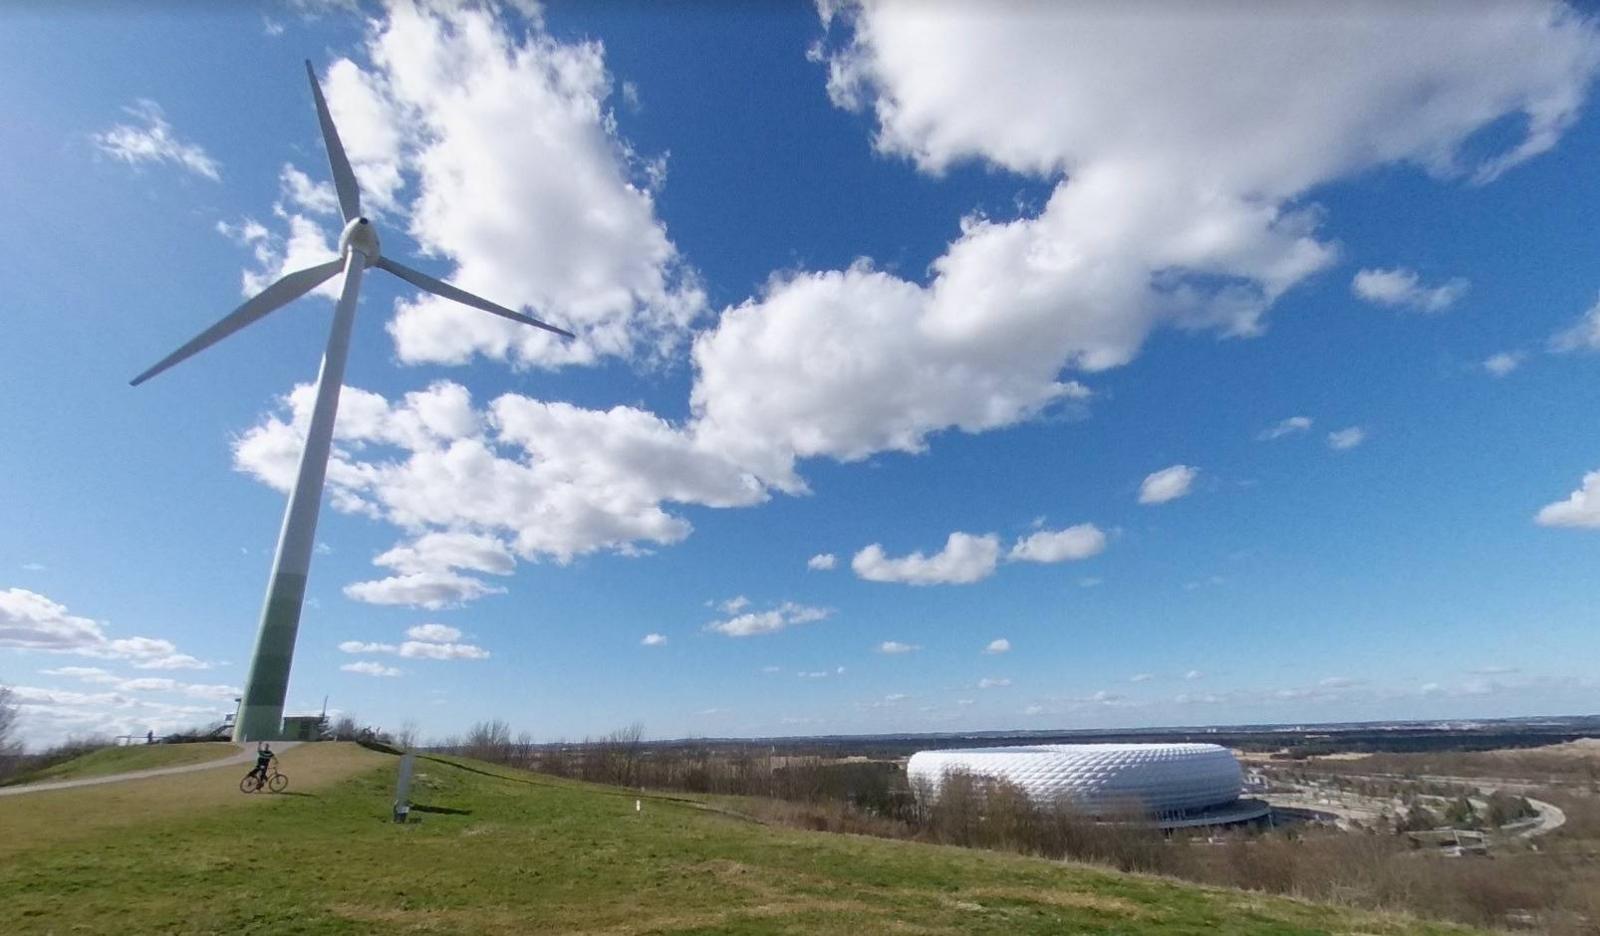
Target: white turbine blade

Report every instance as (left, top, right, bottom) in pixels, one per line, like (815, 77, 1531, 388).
(304, 60, 361, 222)
(376, 257, 575, 339)
(130, 259, 344, 386)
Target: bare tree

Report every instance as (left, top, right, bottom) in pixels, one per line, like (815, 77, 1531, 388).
(0, 684, 21, 779)
(465, 719, 512, 762)
(0, 684, 17, 748)
(605, 722, 645, 786)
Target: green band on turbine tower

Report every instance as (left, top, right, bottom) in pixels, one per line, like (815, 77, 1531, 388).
(234, 571, 309, 740)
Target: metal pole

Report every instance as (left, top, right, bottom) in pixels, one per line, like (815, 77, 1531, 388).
(394, 751, 415, 823)
(234, 251, 365, 741)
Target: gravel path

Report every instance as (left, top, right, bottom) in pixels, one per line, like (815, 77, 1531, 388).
(0, 742, 301, 797)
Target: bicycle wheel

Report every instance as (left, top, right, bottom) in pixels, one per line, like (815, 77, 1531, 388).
(267, 772, 288, 793)
(239, 775, 259, 794)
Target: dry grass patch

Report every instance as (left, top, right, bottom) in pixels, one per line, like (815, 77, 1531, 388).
(956, 885, 1149, 918)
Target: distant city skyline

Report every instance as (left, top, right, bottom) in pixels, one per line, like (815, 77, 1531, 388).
(3, 1, 1599, 745)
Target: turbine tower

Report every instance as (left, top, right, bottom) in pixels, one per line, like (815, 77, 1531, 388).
(133, 62, 572, 741)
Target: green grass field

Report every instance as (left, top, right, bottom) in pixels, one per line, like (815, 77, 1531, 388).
(1, 740, 239, 786)
(0, 743, 1478, 935)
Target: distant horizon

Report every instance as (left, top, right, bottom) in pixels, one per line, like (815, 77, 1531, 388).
(417, 711, 1600, 749)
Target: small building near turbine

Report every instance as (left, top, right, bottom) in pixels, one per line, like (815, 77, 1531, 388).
(280, 714, 327, 741)
(907, 743, 1264, 828)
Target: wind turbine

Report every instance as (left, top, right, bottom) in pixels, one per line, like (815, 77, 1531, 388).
(132, 62, 573, 742)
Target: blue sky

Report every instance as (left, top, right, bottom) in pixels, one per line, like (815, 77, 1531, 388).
(3, 1, 1599, 745)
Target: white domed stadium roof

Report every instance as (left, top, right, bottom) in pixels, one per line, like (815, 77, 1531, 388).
(907, 743, 1242, 817)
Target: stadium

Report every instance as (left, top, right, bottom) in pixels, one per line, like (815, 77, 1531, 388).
(907, 743, 1268, 829)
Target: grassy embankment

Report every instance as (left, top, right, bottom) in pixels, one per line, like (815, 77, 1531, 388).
(1, 740, 239, 786)
(0, 742, 1480, 935)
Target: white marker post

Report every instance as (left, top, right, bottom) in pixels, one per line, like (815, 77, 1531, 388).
(394, 751, 416, 823)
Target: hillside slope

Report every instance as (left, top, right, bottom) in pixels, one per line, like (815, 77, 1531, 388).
(0, 745, 1476, 934)
(2, 741, 240, 786)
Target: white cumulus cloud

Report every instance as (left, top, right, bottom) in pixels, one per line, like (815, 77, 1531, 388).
(1139, 465, 1197, 505)
(231, 0, 1600, 580)
(338, 640, 397, 654)
(0, 588, 205, 667)
(706, 602, 831, 638)
(41, 667, 239, 701)
(217, 211, 342, 302)
(119, 676, 166, 692)
(277, 163, 339, 216)
(729, 0, 1600, 496)
(406, 623, 463, 643)
(852, 532, 1000, 585)
(1008, 523, 1106, 564)
(8, 684, 228, 748)
(39, 666, 121, 685)
(983, 638, 1011, 655)
(1258, 416, 1312, 440)
(180, 683, 240, 700)
(806, 553, 837, 571)
(1550, 292, 1600, 352)
(93, 99, 221, 180)
(1484, 351, 1527, 377)
(1536, 469, 1600, 528)
(337, 625, 488, 661)
(2, 588, 117, 653)
(381, 535, 516, 579)
(346, 530, 517, 611)
(398, 640, 489, 661)
(137, 653, 209, 670)
(1351, 267, 1469, 313)
(234, 381, 766, 598)
(1328, 426, 1367, 450)
(342, 661, 402, 677)
(825, 3, 1595, 184)
(877, 640, 919, 654)
(343, 571, 504, 610)
(310, 2, 705, 369)
(641, 633, 667, 646)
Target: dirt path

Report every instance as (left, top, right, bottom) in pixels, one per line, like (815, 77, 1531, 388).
(1263, 776, 1567, 839)
(1322, 772, 1569, 838)
(0, 742, 300, 797)
(1512, 796, 1566, 837)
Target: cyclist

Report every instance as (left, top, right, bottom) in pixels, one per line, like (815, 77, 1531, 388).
(247, 742, 275, 787)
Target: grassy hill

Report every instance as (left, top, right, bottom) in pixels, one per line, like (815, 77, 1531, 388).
(1, 740, 239, 786)
(0, 743, 1477, 934)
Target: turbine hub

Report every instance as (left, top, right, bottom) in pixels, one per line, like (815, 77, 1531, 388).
(338, 216, 381, 266)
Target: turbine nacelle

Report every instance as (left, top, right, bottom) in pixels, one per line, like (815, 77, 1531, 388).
(338, 217, 380, 265)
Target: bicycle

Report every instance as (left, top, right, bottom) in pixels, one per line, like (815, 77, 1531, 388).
(239, 766, 289, 793)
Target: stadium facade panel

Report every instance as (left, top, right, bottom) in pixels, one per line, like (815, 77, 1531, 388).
(907, 743, 1243, 817)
